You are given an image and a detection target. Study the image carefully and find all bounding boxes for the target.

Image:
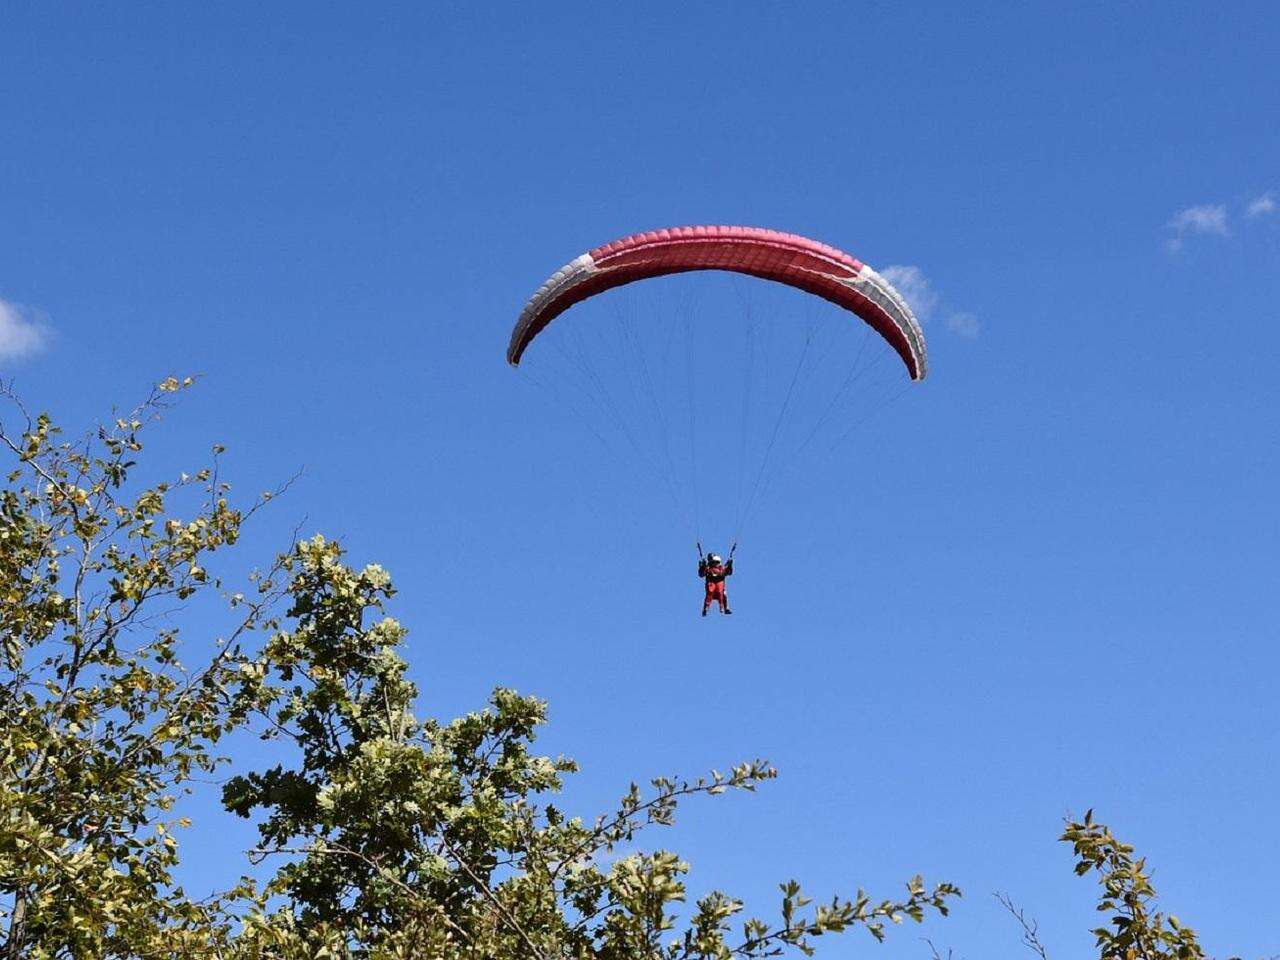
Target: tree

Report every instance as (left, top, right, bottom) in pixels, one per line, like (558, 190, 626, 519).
(0, 379, 283, 958)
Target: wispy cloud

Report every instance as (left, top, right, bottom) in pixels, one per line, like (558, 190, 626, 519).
(1164, 203, 1229, 252)
(945, 312, 981, 339)
(879, 265, 939, 321)
(0, 299, 49, 361)
(880, 265, 978, 339)
(1245, 192, 1276, 220)
(1169, 204, 1230, 235)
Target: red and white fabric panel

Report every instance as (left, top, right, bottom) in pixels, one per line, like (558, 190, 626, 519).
(507, 225, 927, 380)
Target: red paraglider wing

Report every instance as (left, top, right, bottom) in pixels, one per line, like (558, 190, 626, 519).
(507, 225, 927, 380)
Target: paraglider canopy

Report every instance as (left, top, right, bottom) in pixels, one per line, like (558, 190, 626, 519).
(507, 225, 927, 380)
(507, 224, 930, 555)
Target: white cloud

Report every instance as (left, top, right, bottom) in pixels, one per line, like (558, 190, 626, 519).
(880, 264, 978, 339)
(879, 265, 938, 321)
(1165, 204, 1229, 252)
(0, 300, 49, 361)
(945, 312, 981, 339)
(1246, 192, 1276, 220)
(1169, 204, 1230, 235)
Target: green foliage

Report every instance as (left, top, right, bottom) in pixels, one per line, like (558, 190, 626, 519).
(1062, 812, 1238, 960)
(990, 814, 1248, 960)
(0, 378, 281, 957)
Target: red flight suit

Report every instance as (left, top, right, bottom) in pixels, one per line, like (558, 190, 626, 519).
(698, 557, 734, 615)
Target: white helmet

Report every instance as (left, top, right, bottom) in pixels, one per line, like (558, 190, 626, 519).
(707, 554, 722, 564)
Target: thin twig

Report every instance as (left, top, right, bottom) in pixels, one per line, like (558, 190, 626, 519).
(995, 892, 1049, 960)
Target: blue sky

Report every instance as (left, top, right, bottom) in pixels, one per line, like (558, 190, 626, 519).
(3, 1, 1279, 954)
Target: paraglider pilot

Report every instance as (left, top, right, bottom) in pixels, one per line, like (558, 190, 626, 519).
(698, 547, 734, 617)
